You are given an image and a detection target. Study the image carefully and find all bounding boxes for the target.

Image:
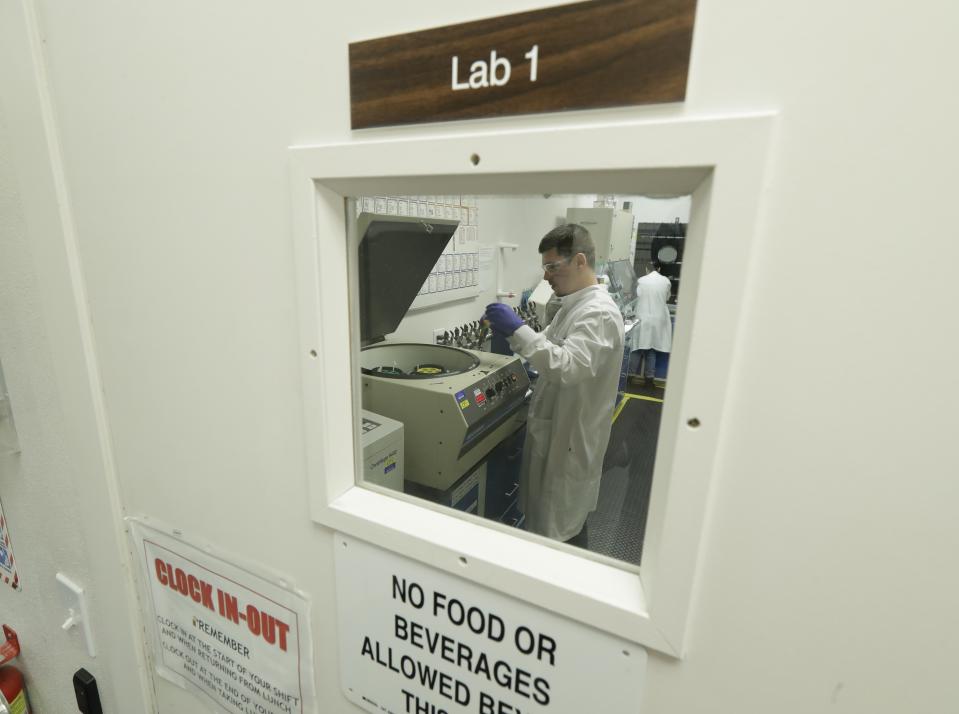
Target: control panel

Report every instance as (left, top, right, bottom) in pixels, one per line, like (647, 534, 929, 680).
(455, 361, 529, 427)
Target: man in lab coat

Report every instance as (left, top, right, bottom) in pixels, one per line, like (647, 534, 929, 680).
(629, 260, 673, 387)
(484, 224, 624, 548)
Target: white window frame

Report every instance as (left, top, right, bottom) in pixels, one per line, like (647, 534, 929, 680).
(289, 114, 774, 657)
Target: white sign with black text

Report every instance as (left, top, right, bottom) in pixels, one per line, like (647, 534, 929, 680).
(335, 534, 646, 714)
(130, 520, 315, 714)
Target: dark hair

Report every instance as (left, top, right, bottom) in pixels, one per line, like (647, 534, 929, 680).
(649, 259, 662, 271)
(538, 223, 596, 268)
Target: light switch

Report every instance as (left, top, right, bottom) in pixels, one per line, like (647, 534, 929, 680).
(56, 573, 96, 657)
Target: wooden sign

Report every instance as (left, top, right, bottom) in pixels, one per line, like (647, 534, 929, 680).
(348, 0, 697, 130)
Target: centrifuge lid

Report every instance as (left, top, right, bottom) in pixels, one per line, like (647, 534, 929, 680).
(357, 213, 459, 344)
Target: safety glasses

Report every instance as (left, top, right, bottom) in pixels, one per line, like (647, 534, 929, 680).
(541, 256, 573, 274)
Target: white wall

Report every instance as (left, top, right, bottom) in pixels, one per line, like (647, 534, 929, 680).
(1, 1, 957, 714)
(627, 196, 691, 225)
(0, 99, 146, 713)
(389, 194, 594, 344)
(0, 102, 93, 714)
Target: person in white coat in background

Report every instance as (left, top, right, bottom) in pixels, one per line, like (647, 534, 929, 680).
(628, 260, 673, 387)
(483, 224, 624, 549)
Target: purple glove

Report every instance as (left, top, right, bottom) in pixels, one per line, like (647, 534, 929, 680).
(484, 303, 524, 336)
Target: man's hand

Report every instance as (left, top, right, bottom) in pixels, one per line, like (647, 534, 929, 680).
(483, 303, 524, 336)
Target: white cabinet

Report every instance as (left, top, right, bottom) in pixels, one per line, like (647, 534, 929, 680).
(566, 206, 634, 264)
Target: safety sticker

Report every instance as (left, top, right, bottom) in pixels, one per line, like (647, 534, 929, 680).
(0, 500, 21, 591)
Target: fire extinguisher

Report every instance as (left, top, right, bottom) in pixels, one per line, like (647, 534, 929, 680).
(0, 625, 30, 714)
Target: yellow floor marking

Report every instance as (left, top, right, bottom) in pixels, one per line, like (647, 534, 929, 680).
(612, 397, 630, 423)
(612, 392, 665, 424)
(626, 393, 664, 404)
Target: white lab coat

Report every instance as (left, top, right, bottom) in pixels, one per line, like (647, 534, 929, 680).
(629, 271, 672, 353)
(508, 285, 625, 541)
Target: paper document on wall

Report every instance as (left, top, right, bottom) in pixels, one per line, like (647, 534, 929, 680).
(129, 519, 315, 714)
(335, 533, 647, 714)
